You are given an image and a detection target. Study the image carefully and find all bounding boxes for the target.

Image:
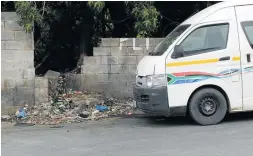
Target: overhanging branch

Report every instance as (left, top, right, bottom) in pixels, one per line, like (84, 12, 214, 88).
(160, 13, 180, 24)
(35, 53, 50, 69)
(42, 1, 46, 17)
(105, 16, 131, 24)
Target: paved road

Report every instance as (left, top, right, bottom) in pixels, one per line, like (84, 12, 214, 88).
(2, 113, 253, 156)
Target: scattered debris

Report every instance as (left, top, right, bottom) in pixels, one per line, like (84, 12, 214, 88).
(1, 115, 11, 121)
(2, 74, 137, 125)
(15, 108, 26, 118)
(14, 123, 35, 127)
(79, 111, 89, 118)
(96, 105, 108, 112)
(50, 125, 64, 128)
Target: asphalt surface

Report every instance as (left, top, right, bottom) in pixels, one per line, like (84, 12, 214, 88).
(2, 112, 253, 156)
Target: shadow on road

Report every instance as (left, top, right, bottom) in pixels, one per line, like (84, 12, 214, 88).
(224, 111, 253, 123)
(128, 111, 253, 126)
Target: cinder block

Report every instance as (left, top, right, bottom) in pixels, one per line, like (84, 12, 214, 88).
(128, 47, 144, 56)
(100, 38, 111, 47)
(1, 79, 16, 89)
(23, 42, 34, 50)
(5, 20, 23, 31)
(1, 60, 16, 69)
(107, 56, 118, 64)
(24, 60, 34, 68)
(110, 38, 120, 47)
(118, 56, 137, 65)
(1, 14, 5, 21)
(120, 85, 132, 95)
(16, 79, 35, 88)
(81, 74, 98, 85)
(20, 60, 34, 69)
(35, 88, 48, 100)
(5, 41, 23, 50)
(1, 87, 15, 106)
(135, 38, 147, 47)
(15, 50, 34, 61)
(110, 65, 129, 74)
(98, 74, 109, 83)
(100, 56, 108, 64)
(1, 21, 5, 29)
(110, 47, 138, 56)
(107, 74, 117, 83)
(1, 69, 23, 79)
(44, 70, 60, 79)
(81, 65, 109, 74)
(1, 41, 6, 49)
(110, 47, 130, 56)
(83, 56, 101, 65)
(79, 74, 106, 91)
(35, 77, 48, 88)
(1, 12, 19, 21)
(100, 38, 120, 47)
(1, 50, 14, 60)
(127, 81, 136, 87)
(137, 56, 145, 63)
(23, 68, 35, 79)
(89, 83, 106, 93)
(5, 41, 34, 50)
(119, 38, 133, 47)
(93, 47, 111, 56)
(112, 82, 128, 92)
(108, 74, 135, 83)
(128, 65, 137, 74)
(127, 83, 135, 91)
(14, 87, 35, 105)
(3, 59, 34, 69)
(1, 30, 15, 40)
(14, 31, 33, 41)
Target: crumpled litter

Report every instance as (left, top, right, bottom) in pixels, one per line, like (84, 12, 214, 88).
(95, 105, 108, 112)
(3, 74, 137, 125)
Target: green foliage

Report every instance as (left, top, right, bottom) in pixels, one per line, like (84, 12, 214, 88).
(87, 1, 105, 12)
(2, 1, 218, 74)
(7, 1, 161, 73)
(126, 2, 160, 37)
(14, 1, 160, 37)
(14, 1, 42, 33)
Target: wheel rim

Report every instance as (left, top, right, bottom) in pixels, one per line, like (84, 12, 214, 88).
(199, 97, 218, 116)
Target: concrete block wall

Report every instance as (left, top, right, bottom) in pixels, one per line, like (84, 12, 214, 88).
(35, 77, 49, 105)
(1, 12, 36, 112)
(67, 38, 163, 99)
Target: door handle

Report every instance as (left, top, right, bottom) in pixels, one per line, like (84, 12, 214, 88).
(247, 53, 251, 62)
(219, 56, 230, 61)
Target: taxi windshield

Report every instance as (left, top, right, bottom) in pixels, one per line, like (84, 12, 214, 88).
(149, 24, 191, 56)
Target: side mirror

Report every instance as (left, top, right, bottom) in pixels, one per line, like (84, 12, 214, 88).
(171, 45, 184, 59)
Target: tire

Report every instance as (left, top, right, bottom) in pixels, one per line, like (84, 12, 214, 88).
(188, 88, 227, 126)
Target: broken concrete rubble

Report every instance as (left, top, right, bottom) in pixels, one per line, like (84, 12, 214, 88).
(1, 115, 11, 121)
(45, 70, 61, 93)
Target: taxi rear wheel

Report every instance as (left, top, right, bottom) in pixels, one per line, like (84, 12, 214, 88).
(188, 88, 227, 125)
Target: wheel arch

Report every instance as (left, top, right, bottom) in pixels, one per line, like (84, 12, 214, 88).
(186, 84, 231, 114)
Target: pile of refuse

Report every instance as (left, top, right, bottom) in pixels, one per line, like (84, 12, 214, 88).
(2, 74, 136, 125)
(6, 91, 135, 125)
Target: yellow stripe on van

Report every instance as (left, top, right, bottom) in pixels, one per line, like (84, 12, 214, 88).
(166, 56, 241, 67)
(166, 58, 219, 67)
(232, 56, 240, 61)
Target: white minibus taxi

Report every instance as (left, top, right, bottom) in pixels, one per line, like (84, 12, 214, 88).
(133, 1, 253, 125)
